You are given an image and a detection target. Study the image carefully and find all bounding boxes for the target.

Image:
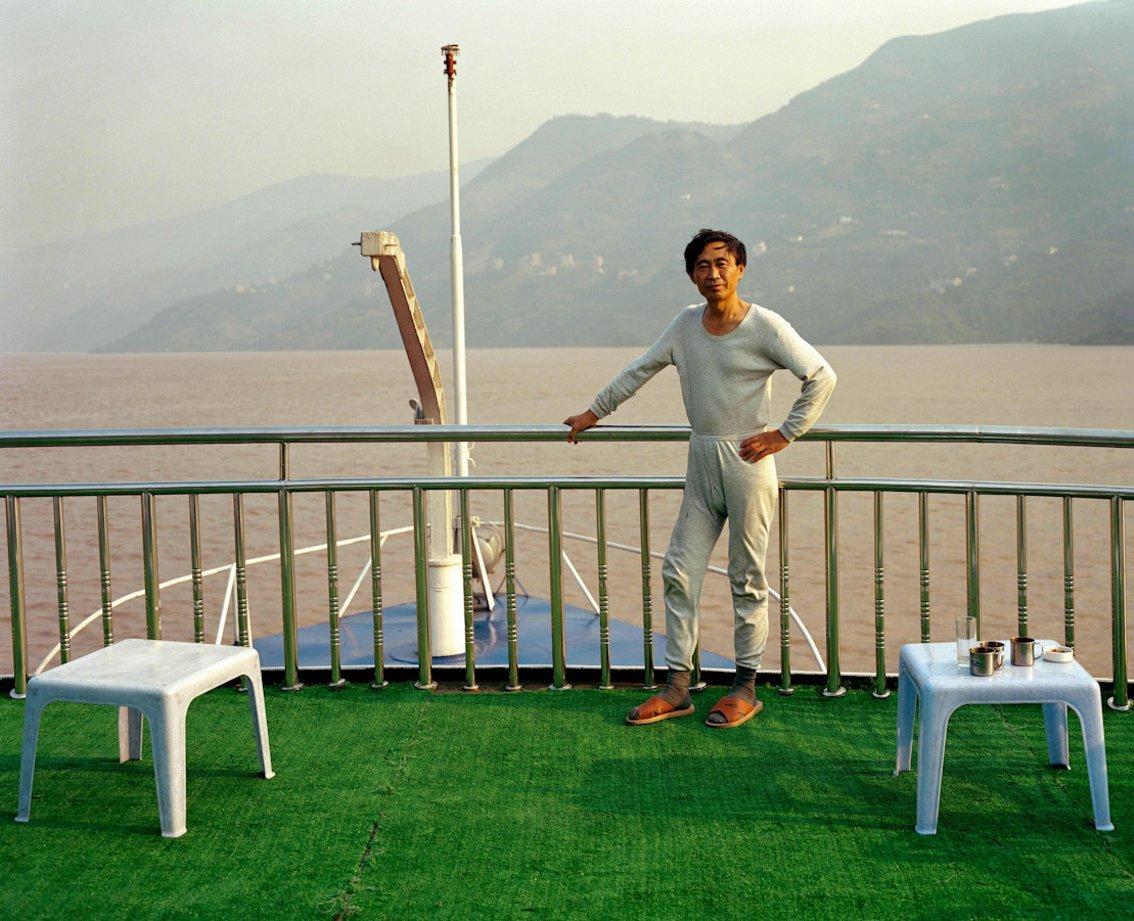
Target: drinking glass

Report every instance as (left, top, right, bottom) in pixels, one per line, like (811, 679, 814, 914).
(955, 616, 978, 665)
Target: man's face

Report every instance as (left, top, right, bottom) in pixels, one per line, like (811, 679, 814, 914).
(690, 241, 745, 303)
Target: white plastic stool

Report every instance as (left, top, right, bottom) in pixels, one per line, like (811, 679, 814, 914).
(895, 641, 1112, 835)
(16, 639, 273, 838)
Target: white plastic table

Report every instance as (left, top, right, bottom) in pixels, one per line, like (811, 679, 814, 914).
(16, 639, 273, 838)
(895, 641, 1112, 835)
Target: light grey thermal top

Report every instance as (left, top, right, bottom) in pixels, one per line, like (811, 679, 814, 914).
(589, 303, 837, 440)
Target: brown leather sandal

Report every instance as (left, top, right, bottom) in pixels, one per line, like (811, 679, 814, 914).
(625, 694, 695, 726)
(705, 696, 763, 729)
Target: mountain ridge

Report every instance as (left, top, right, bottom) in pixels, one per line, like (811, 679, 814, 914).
(0, 162, 493, 351)
(40, 1, 1134, 351)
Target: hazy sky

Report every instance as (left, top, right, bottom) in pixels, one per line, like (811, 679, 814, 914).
(1, 0, 1078, 250)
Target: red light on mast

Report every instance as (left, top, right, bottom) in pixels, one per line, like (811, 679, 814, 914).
(442, 44, 459, 85)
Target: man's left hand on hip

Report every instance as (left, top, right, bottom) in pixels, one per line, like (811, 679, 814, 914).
(739, 429, 790, 463)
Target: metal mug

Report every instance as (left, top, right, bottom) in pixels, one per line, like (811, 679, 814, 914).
(970, 646, 998, 677)
(984, 640, 1006, 670)
(1011, 636, 1044, 667)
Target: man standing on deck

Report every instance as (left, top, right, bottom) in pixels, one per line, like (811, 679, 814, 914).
(563, 229, 837, 728)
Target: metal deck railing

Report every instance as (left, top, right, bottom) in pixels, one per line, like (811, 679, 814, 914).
(2, 424, 1131, 707)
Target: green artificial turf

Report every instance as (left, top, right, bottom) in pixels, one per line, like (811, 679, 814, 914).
(0, 683, 1130, 919)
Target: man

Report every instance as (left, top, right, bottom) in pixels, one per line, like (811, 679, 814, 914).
(563, 229, 836, 728)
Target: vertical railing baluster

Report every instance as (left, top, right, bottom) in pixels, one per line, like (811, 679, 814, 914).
(638, 488, 656, 690)
(1108, 496, 1129, 712)
(325, 491, 345, 689)
(1016, 495, 1028, 637)
(965, 490, 981, 636)
(778, 485, 793, 696)
(595, 488, 612, 690)
(369, 489, 387, 689)
(918, 492, 931, 643)
(189, 495, 204, 644)
(823, 443, 844, 697)
(547, 485, 570, 690)
(97, 495, 114, 646)
(141, 492, 161, 640)
(503, 489, 521, 691)
(233, 493, 252, 649)
(412, 486, 435, 690)
(53, 497, 71, 663)
(1063, 497, 1075, 649)
(5, 496, 29, 698)
(277, 486, 302, 690)
(873, 491, 888, 699)
(459, 489, 478, 691)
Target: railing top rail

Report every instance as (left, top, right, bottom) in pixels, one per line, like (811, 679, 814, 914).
(1, 474, 1130, 500)
(0, 423, 1130, 449)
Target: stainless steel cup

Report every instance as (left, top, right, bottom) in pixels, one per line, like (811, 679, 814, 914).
(1011, 636, 1043, 667)
(985, 640, 1006, 670)
(970, 646, 997, 677)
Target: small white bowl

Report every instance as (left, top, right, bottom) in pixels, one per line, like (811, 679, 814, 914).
(1043, 646, 1074, 663)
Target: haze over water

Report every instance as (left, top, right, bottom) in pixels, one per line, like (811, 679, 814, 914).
(0, 343, 1130, 680)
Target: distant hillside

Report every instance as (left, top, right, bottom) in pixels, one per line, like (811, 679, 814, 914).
(0, 163, 491, 351)
(102, 115, 747, 351)
(827, 228, 1134, 343)
(1053, 284, 1134, 343)
(101, 0, 1134, 351)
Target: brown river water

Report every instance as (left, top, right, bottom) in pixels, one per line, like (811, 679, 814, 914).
(0, 345, 1130, 680)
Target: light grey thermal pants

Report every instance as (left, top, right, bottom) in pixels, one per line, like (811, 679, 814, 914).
(661, 432, 777, 672)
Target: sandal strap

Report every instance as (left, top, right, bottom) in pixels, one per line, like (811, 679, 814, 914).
(635, 694, 683, 720)
(709, 696, 756, 721)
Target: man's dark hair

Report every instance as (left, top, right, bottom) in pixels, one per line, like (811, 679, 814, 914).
(683, 229, 746, 277)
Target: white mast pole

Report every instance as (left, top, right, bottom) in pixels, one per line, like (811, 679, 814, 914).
(443, 44, 470, 478)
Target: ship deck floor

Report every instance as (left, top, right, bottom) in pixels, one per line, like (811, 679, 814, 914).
(1, 682, 1131, 919)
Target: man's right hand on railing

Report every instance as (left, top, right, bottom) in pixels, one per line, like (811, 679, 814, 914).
(563, 409, 599, 444)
